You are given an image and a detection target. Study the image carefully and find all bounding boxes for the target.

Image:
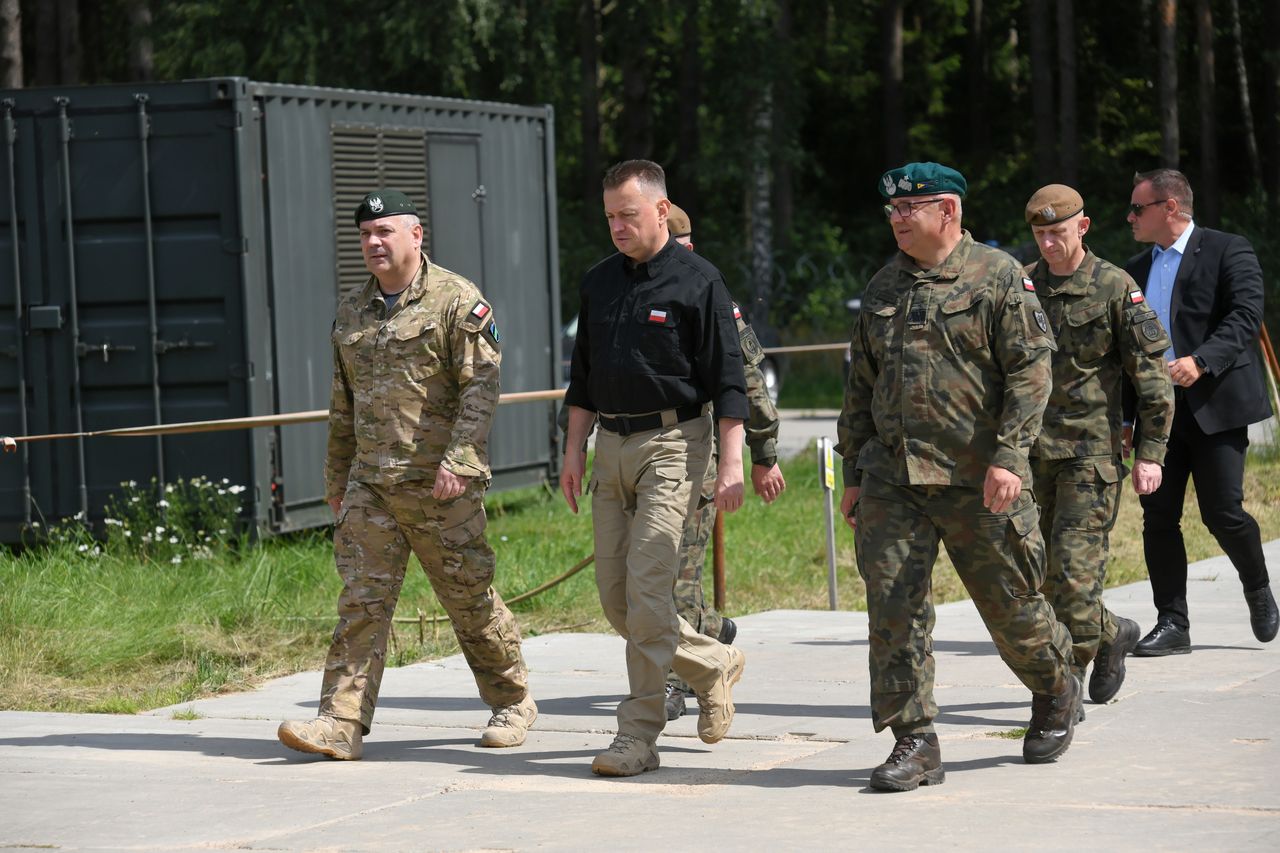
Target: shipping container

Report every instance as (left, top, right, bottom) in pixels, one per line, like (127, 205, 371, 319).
(0, 78, 562, 542)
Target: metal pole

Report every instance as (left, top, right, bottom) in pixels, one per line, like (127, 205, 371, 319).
(820, 437, 838, 610)
(3, 99, 31, 526)
(55, 97, 89, 520)
(135, 94, 165, 489)
(712, 509, 726, 611)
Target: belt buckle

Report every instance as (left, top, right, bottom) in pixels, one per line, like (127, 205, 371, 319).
(614, 415, 632, 436)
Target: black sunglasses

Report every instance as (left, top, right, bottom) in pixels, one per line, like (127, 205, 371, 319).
(1129, 199, 1169, 216)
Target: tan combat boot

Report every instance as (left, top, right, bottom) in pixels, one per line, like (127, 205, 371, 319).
(277, 715, 363, 760)
(591, 733, 660, 777)
(479, 694, 538, 748)
(696, 645, 746, 744)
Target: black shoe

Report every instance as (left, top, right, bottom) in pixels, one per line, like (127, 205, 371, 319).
(1089, 616, 1141, 704)
(717, 617, 737, 646)
(1133, 618, 1191, 656)
(869, 733, 945, 792)
(1245, 585, 1279, 643)
(1024, 675, 1081, 764)
(664, 684, 687, 721)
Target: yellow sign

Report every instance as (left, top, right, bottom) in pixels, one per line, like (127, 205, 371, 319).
(822, 443, 835, 491)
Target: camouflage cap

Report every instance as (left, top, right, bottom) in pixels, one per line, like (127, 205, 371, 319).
(879, 162, 967, 199)
(667, 203, 692, 238)
(354, 189, 418, 225)
(1025, 184, 1084, 225)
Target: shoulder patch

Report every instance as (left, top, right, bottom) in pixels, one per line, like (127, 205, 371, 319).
(460, 298, 495, 333)
(470, 301, 491, 320)
(485, 319, 501, 345)
(732, 302, 742, 320)
(1022, 277, 1036, 292)
(1129, 290, 1145, 304)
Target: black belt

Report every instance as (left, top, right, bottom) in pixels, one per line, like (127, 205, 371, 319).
(597, 404, 704, 436)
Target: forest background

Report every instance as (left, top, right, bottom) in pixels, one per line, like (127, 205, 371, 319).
(3, 0, 1278, 386)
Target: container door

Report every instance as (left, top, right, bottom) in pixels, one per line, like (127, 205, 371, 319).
(426, 135, 485, 286)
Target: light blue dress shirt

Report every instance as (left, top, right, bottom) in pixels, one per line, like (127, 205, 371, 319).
(1144, 221, 1195, 362)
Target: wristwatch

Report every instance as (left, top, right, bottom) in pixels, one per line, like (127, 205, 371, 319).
(1192, 353, 1208, 373)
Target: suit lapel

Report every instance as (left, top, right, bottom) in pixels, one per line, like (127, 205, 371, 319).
(1169, 227, 1204, 332)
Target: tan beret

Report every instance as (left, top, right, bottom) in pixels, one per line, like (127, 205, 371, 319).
(1025, 184, 1084, 225)
(667, 203, 692, 238)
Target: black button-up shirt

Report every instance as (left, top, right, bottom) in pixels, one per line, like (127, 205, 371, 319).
(565, 238, 749, 420)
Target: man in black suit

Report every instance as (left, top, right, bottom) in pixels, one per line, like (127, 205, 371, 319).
(1124, 168, 1277, 654)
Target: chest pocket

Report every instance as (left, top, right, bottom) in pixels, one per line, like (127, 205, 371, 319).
(632, 304, 685, 372)
(939, 289, 988, 353)
(1065, 301, 1112, 362)
(390, 318, 447, 381)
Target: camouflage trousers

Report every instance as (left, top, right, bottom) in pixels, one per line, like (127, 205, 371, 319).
(591, 413, 736, 743)
(320, 479, 528, 733)
(667, 460, 726, 692)
(1031, 456, 1123, 677)
(854, 474, 1074, 737)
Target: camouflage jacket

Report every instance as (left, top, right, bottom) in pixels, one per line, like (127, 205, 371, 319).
(1025, 249, 1173, 464)
(836, 232, 1055, 489)
(325, 253, 501, 500)
(737, 306, 780, 466)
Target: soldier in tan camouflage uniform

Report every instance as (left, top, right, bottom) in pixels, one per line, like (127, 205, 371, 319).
(1022, 185, 1174, 707)
(837, 162, 1080, 792)
(663, 203, 786, 721)
(277, 189, 534, 761)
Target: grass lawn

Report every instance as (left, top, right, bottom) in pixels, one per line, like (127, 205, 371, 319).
(3, 446, 1278, 715)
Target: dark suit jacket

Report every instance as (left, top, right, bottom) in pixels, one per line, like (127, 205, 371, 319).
(1124, 226, 1272, 435)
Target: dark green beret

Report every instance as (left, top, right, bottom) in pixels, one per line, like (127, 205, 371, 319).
(354, 189, 418, 225)
(879, 162, 967, 199)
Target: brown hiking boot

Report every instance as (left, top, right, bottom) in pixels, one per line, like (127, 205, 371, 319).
(479, 694, 537, 748)
(277, 715, 363, 760)
(1023, 675, 1082, 764)
(591, 733, 660, 777)
(696, 646, 746, 744)
(869, 733, 945, 792)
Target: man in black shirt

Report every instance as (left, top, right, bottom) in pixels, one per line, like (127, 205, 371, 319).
(561, 159, 749, 777)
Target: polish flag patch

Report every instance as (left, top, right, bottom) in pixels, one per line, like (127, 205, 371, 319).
(1129, 290, 1145, 304)
(648, 308, 668, 324)
(1022, 277, 1036, 292)
(470, 302, 491, 319)
(732, 303, 742, 320)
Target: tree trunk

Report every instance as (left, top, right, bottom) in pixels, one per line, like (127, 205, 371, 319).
(0, 0, 20, 88)
(618, 4, 652, 161)
(57, 0, 81, 85)
(1056, 0, 1078, 185)
(1265, 0, 1280, 203)
(881, 0, 906, 164)
(1195, 0, 1219, 225)
(772, 0, 793, 253)
(1227, 0, 1261, 191)
(1156, 0, 1180, 168)
(1029, 0, 1057, 178)
(128, 0, 153, 82)
(579, 0, 601, 222)
(750, 89, 774, 330)
(34, 0, 56, 85)
(966, 0, 990, 164)
(674, 2, 701, 222)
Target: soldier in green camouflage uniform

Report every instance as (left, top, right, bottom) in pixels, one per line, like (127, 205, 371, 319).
(837, 163, 1080, 792)
(277, 189, 534, 761)
(663, 204, 786, 719)
(1022, 185, 1174, 706)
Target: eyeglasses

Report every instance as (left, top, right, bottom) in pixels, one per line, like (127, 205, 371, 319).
(1128, 199, 1169, 216)
(883, 198, 946, 219)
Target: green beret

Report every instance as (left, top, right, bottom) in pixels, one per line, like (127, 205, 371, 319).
(354, 189, 418, 225)
(879, 162, 967, 199)
(1024, 184, 1084, 225)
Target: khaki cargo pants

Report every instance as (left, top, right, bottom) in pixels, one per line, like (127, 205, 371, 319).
(854, 474, 1073, 737)
(320, 479, 528, 733)
(591, 413, 735, 743)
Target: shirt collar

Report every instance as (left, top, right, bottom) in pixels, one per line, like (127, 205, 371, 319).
(623, 237, 680, 280)
(1153, 221, 1196, 260)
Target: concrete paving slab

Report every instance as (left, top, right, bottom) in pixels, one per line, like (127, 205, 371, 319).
(2, 542, 1278, 851)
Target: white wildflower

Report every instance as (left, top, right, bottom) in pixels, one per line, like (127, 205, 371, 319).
(168, 536, 179, 544)
(77, 544, 89, 552)
(500, 535, 509, 542)
(170, 555, 183, 564)
(155, 526, 165, 534)
(227, 485, 246, 495)
(124, 530, 132, 538)
(104, 518, 123, 526)
(157, 499, 169, 508)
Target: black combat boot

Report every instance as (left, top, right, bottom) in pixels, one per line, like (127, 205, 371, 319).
(1023, 675, 1081, 764)
(664, 684, 687, 721)
(869, 733, 945, 792)
(1089, 616, 1141, 704)
(718, 617, 738, 645)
